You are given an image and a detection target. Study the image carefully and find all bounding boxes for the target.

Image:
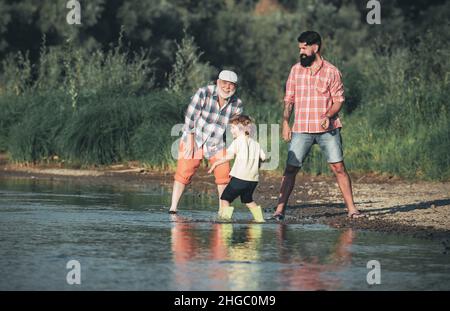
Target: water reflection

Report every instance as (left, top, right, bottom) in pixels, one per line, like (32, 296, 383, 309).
(170, 216, 264, 290)
(170, 215, 354, 291)
(276, 224, 354, 290)
(1, 178, 449, 290)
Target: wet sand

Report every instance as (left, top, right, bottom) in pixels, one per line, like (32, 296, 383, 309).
(1, 155, 449, 240)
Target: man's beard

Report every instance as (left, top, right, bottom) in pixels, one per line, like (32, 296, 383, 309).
(300, 53, 316, 67)
(217, 86, 236, 99)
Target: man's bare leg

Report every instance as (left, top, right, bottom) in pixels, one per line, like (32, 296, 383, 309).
(329, 161, 360, 216)
(274, 165, 300, 216)
(169, 180, 186, 213)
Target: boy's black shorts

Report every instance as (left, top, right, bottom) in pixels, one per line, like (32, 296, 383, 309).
(220, 177, 258, 204)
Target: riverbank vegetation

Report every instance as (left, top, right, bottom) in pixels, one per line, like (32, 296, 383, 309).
(0, 0, 448, 180)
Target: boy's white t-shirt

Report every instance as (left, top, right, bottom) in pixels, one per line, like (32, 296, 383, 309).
(227, 135, 266, 182)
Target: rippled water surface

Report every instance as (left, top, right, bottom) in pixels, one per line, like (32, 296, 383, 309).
(1, 178, 449, 290)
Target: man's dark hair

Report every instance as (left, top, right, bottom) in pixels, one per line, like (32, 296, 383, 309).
(297, 31, 322, 52)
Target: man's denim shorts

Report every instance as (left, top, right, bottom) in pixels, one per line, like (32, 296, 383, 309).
(286, 128, 344, 167)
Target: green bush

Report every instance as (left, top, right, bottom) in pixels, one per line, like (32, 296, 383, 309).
(57, 90, 185, 165)
(4, 88, 187, 166)
(130, 91, 185, 168)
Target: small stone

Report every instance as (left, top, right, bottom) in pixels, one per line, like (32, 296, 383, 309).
(270, 196, 277, 200)
(368, 216, 375, 221)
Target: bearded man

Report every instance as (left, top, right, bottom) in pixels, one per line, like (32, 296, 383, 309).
(169, 70, 243, 214)
(272, 31, 363, 220)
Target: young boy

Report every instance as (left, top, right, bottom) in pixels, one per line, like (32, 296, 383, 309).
(208, 115, 266, 222)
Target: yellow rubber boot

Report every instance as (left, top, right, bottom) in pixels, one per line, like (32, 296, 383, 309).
(218, 206, 224, 218)
(249, 205, 265, 223)
(218, 206, 234, 220)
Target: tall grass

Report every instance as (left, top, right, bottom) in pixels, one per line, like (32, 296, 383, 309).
(7, 91, 70, 163)
(57, 90, 185, 165)
(0, 35, 185, 166)
(0, 94, 32, 151)
(2, 88, 186, 166)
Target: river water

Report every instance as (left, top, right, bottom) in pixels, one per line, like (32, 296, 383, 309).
(0, 178, 449, 290)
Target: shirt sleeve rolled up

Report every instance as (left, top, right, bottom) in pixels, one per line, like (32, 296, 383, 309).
(329, 69, 345, 104)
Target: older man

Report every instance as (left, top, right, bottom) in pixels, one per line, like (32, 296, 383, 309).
(272, 31, 362, 220)
(169, 70, 243, 214)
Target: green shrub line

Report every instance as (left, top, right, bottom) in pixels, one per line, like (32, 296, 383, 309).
(1, 75, 448, 181)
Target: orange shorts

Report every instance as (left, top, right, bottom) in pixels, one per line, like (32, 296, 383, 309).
(174, 141, 231, 185)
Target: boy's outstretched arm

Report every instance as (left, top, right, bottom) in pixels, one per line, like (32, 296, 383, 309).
(208, 139, 237, 174)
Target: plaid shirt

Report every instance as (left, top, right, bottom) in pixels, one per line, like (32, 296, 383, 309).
(182, 85, 243, 158)
(284, 58, 344, 133)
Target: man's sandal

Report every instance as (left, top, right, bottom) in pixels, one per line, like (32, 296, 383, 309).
(347, 211, 364, 219)
(268, 213, 285, 221)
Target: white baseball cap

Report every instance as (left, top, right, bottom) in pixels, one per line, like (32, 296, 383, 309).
(218, 70, 238, 84)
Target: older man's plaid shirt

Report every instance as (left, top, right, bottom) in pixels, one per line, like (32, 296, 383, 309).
(284, 58, 345, 133)
(182, 85, 243, 158)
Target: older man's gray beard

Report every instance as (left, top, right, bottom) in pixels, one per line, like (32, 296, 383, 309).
(217, 86, 236, 99)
